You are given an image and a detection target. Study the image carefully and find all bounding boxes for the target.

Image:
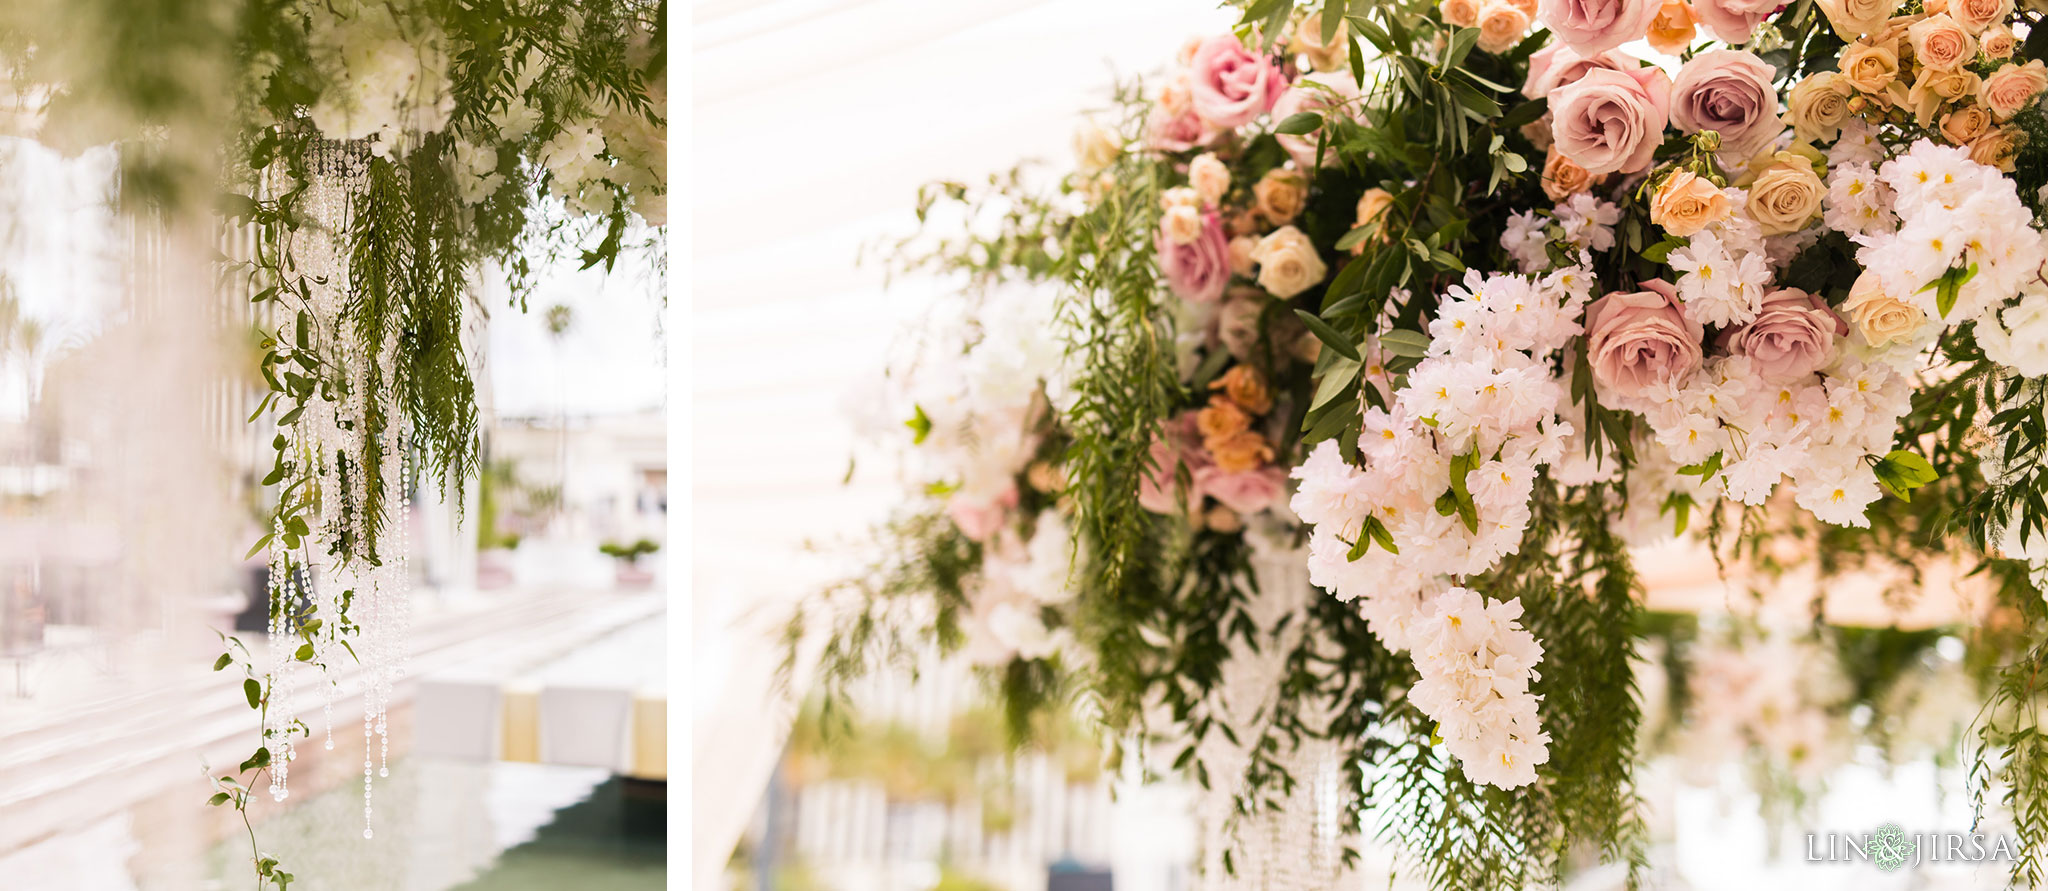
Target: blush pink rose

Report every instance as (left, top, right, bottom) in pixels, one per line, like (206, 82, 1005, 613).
(1717, 288, 1847, 382)
(1196, 465, 1288, 514)
(1190, 35, 1288, 129)
(1271, 73, 1360, 168)
(1158, 209, 1231, 303)
(1537, 0, 1662, 55)
(1521, 44, 1644, 99)
(1148, 106, 1217, 153)
(1692, 0, 1779, 43)
(1550, 66, 1672, 175)
(947, 482, 1018, 542)
(1138, 412, 1211, 515)
(1670, 49, 1784, 161)
(1584, 279, 1704, 398)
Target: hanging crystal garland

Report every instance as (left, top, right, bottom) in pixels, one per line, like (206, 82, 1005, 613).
(261, 137, 416, 840)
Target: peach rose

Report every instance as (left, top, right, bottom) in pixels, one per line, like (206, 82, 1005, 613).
(1189, 154, 1231, 206)
(1952, 0, 2014, 31)
(1909, 14, 1977, 69)
(1290, 12, 1348, 72)
(1787, 71, 1853, 143)
(1940, 103, 1994, 143)
(1839, 39, 1905, 103)
(1254, 168, 1308, 224)
(1908, 65, 1983, 126)
(1522, 113, 1555, 150)
(1550, 65, 1674, 175)
(1477, 1, 1535, 52)
(1351, 187, 1395, 253)
(1541, 147, 1596, 199)
(1816, 0, 1900, 39)
(1693, 0, 1780, 42)
(1206, 429, 1276, 473)
(1982, 24, 2017, 59)
(1443, 0, 1483, 26)
(1670, 49, 1785, 161)
(1649, 170, 1732, 236)
(1197, 395, 1252, 439)
(1969, 125, 2025, 170)
(1745, 154, 1826, 235)
(1981, 60, 2048, 120)
(1521, 45, 1643, 99)
(1537, 0, 1662, 55)
(1227, 235, 1258, 276)
(1584, 279, 1703, 398)
(1189, 34, 1288, 129)
(1250, 225, 1329, 299)
(1212, 364, 1274, 414)
(1840, 271, 1926, 348)
(1646, 0, 1700, 54)
(1718, 288, 1846, 382)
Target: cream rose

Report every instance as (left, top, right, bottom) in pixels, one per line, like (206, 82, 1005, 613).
(1189, 154, 1231, 206)
(1477, 1, 1535, 52)
(1910, 14, 1977, 70)
(1163, 204, 1204, 244)
(1940, 103, 1994, 143)
(1981, 60, 2048, 120)
(1162, 186, 1201, 209)
(1352, 187, 1395, 253)
(1816, 0, 1900, 39)
(1646, 0, 1700, 54)
(1969, 125, 2024, 171)
(1550, 66, 1674, 175)
(1443, 0, 1483, 26)
(1541, 147, 1596, 199)
(1074, 122, 1122, 174)
(1982, 24, 2018, 59)
(1787, 72, 1853, 143)
(1537, 0, 1662, 55)
(1290, 12, 1348, 72)
(1649, 170, 1732, 236)
(1228, 236, 1258, 276)
(1671, 49, 1785, 161)
(1840, 271, 1925, 347)
(1254, 168, 1308, 224)
(1250, 225, 1329, 299)
(1745, 154, 1826, 235)
(1952, 0, 2014, 31)
(1839, 39, 1905, 104)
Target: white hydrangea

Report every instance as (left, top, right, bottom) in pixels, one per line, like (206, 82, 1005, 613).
(303, 1, 455, 153)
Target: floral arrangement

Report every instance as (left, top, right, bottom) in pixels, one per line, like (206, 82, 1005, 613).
(805, 0, 2048, 886)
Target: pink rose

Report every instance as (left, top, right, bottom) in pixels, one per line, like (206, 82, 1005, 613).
(1148, 106, 1217, 153)
(1521, 44, 1643, 99)
(1138, 413, 1210, 515)
(1196, 465, 1288, 514)
(1537, 0, 1662, 55)
(1190, 35, 1288, 129)
(1584, 279, 1703, 398)
(1717, 288, 1847, 382)
(1670, 49, 1784, 162)
(1272, 73, 1360, 168)
(1217, 289, 1268, 360)
(1158, 209, 1231, 303)
(1550, 66, 1672, 175)
(947, 482, 1018, 542)
(1692, 0, 1778, 43)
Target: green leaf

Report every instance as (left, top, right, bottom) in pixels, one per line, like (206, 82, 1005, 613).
(905, 404, 933, 445)
(294, 643, 315, 662)
(243, 533, 274, 561)
(1321, 0, 1345, 43)
(1293, 309, 1362, 361)
(208, 791, 231, 806)
(1334, 224, 1378, 252)
(1676, 451, 1724, 481)
(1346, 530, 1373, 561)
(213, 652, 233, 672)
(1378, 329, 1430, 358)
(1441, 27, 1481, 72)
(1311, 357, 1363, 411)
(1275, 111, 1324, 136)
(1660, 490, 1694, 536)
(1365, 513, 1398, 553)
(244, 678, 262, 710)
(240, 747, 272, 772)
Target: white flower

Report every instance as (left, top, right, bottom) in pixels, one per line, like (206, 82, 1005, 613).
(1501, 210, 1550, 273)
(1554, 193, 1621, 254)
(1977, 287, 2048, 376)
(1823, 161, 1897, 237)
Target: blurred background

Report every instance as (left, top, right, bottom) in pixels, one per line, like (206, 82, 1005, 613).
(0, 124, 671, 886)
(691, 3, 2017, 891)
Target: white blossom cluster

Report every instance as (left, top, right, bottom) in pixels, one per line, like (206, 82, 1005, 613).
(302, 1, 455, 155)
(1291, 268, 1595, 788)
(957, 510, 1078, 666)
(1666, 192, 1773, 329)
(1855, 140, 2047, 328)
(1499, 195, 1622, 273)
(1679, 630, 1852, 783)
